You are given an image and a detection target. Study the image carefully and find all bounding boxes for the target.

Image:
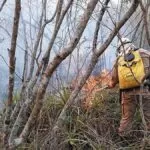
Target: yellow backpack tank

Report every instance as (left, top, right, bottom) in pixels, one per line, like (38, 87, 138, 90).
(118, 51, 145, 89)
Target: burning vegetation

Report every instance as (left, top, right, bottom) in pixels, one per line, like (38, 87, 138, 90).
(70, 69, 112, 108)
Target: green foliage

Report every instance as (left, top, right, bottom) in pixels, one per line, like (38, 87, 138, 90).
(13, 90, 20, 104)
(43, 87, 71, 110)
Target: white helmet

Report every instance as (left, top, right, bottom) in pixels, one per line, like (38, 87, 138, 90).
(117, 37, 135, 56)
(117, 38, 131, 49)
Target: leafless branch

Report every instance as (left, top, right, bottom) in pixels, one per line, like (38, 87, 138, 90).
(0, 0, 7, 12)
(92, 0, 110, 52)
(139, 0, 150, 46)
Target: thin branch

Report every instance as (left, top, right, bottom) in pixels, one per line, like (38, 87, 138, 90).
(21, 12, 29, 82)
(0, 0, 7, 12)
(42, 0, 74, 72)
(55, 0, 64, 29)
(139, 0, 150, 46)
(92, 0, 110, 52)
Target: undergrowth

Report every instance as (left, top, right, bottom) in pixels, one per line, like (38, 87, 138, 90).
(16, 88, 150, 149)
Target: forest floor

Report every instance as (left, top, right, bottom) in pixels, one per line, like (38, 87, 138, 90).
(24, 87, 150, 149)
(0, 88, 150, 149)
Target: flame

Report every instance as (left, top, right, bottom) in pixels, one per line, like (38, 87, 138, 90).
(70, 69, 111, 109)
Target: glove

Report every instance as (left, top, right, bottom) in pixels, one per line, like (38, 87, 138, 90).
(141, 71, 150, 83)
(141, 72, 150, 90)
(143, 78, 150, 87)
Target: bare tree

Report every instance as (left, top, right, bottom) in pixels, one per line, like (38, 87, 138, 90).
(0, 0, 142, 149)
(3, 0, 21, 146)
(8, 0, 99, 148)
(8, 1, 74, 146)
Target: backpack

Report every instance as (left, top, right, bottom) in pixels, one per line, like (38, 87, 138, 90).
(118, 50, 145, 89)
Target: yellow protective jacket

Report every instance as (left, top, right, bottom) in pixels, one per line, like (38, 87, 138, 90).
(110, 49, 150, 89)
(118, 51, 145, 89)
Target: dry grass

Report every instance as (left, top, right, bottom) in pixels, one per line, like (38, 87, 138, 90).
(18, 87, 150, 150)
(0, 86, 148, 149)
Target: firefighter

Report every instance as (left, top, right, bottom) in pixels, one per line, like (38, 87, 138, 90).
(108, 37, 150, 136)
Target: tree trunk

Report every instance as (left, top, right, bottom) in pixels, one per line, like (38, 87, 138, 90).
(8, 0, 99, 148)
(3, 0, 21, 147)
(51, 0, 139, 144)
(8, 0, 73, 144)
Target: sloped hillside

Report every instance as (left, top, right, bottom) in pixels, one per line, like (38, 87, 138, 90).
(14, 87, 150, 150)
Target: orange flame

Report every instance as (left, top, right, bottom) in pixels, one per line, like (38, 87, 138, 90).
(70, 69, 111, 109)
